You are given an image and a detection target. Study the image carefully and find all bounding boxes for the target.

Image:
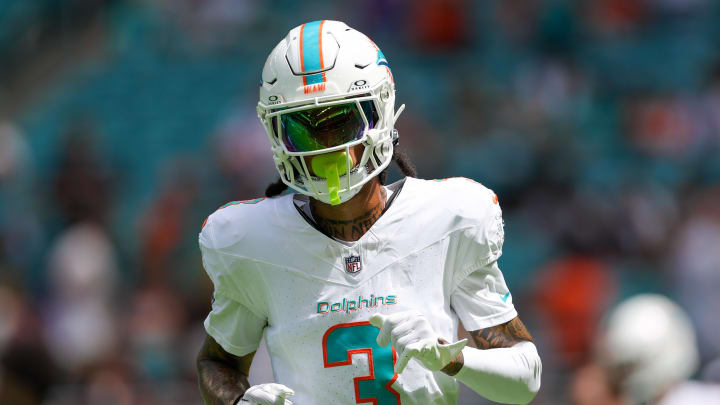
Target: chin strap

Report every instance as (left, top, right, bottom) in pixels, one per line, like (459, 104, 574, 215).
(394, 103, 406, 122)
(310, 152, 354, 205)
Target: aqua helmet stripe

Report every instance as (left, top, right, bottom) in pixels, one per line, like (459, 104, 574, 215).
(300, 20, 326, 85)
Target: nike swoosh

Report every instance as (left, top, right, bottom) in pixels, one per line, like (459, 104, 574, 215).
(501, 292, 510, 302)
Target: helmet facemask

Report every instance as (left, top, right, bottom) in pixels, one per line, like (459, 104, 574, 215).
(259, 81, 399, 205)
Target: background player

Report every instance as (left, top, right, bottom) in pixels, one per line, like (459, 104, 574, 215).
(196, 20, 541, 405)
(571, 294, 720, 405)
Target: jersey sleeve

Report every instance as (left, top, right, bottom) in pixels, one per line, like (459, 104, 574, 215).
(450, 261, 517, 330)
(446, 180, 515, 330)
(204, 293, 266, 357)
(447, 181, 505, 288)
(199, 210, 269, 352)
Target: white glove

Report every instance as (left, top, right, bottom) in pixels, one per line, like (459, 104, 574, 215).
(238, 383, 294, 405)
(369, 311, 467, 374)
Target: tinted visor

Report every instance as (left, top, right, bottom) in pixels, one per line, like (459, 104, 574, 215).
(278, 100, 377, 152)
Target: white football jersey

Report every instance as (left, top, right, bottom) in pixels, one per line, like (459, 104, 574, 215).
(657, 381, 720, 405)
(200, 177, 517, 405)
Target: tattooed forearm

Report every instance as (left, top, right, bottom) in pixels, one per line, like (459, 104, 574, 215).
(469, 317, 534, 350)
(197, 335, 252, 405)
(439, 337, 465, 376)
(441, 318, 534, 377)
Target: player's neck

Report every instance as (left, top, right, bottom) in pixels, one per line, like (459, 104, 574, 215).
(310, 179, 386, 242)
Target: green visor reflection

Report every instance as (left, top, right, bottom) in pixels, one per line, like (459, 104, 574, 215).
(276, 100, 376, 152)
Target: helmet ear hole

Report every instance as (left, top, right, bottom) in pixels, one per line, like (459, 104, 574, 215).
(371, 141, 392, 171)
(372, 142, 383, 163)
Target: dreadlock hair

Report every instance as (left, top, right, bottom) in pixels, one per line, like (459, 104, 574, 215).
(264, 147, 418, 198)
(378, 147, 416, 185)
(264, 177, 289, 198)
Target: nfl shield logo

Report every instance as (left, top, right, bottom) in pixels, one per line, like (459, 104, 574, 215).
(345, 255, 362, 274)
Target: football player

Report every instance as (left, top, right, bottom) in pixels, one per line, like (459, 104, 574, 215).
(196, 20, 541, 405)
(572, 294, 720, 405)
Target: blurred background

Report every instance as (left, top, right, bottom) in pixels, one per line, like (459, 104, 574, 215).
(1, 0, 720, 404)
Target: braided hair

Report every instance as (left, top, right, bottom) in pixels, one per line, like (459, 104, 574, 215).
(264, 148, 417, 198)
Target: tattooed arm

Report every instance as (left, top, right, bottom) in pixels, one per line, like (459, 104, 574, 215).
(441, 317, 541, 405)
(469, 316, 534, 349)
(197, 334, 253, 405)
(441, 316, 533, 374)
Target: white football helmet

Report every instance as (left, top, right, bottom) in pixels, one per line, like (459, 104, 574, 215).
(599, 294, 700, 404)
(257, 20, 404, 205)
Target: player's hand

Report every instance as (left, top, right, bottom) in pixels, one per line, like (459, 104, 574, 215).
(370, 311, 467, 374)
(238, 383, 294, 405)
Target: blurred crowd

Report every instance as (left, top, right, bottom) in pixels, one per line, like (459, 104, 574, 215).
(1, 1, 720, 404)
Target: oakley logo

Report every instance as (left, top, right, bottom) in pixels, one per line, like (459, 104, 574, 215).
(267, 95, 281, 105)
(349, 79, 370, 91)
(303, 83, 326, 94)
